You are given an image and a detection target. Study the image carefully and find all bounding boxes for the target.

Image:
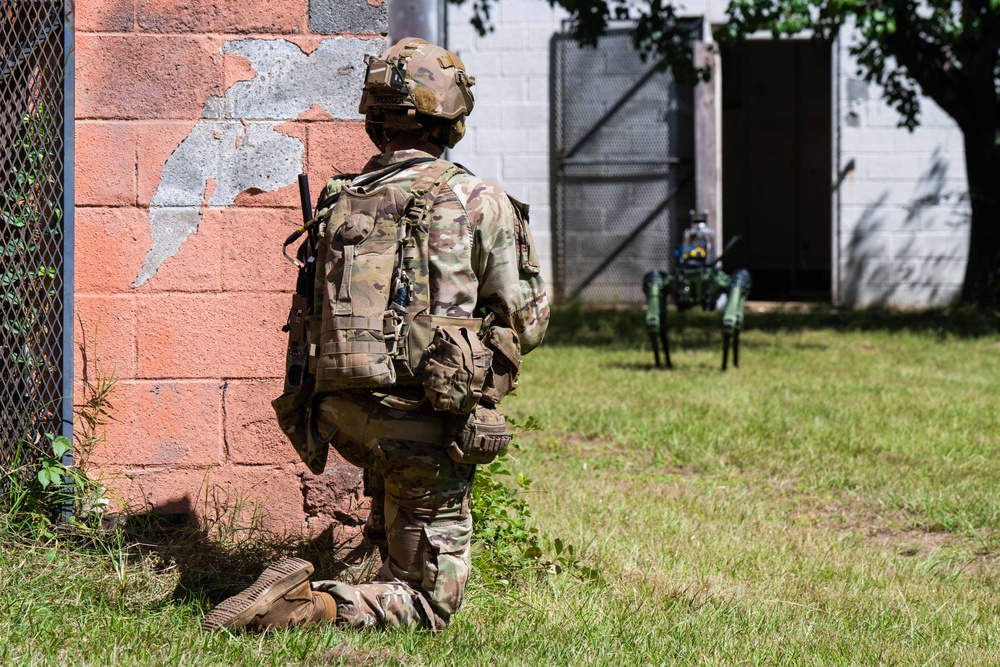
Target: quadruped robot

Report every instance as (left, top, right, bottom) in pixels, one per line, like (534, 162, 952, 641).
(642, 212, 752, 371)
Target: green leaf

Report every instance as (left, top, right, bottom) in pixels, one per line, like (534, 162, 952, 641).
(50, 435, 71, 458)
(37, 468, 53, 488)
(1, 210, 26, 228)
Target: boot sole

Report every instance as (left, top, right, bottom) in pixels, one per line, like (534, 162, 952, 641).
(201, 557, 314, 632)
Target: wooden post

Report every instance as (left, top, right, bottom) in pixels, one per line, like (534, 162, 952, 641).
(693, 40, 722, 242)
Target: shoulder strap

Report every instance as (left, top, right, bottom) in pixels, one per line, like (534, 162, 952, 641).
(313, 176, 354, 214)
(405, 159, 466, 230)
(397, 159, 465, 293)
(313, 156, 438, 211)
(382, 160, 467, 353)
(381, 159, 464, 356)
(353, 156, 437, 190)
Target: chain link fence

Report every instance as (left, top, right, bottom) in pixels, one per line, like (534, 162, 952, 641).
(552, 25, 694, 304)
(1, 0, 71, 503)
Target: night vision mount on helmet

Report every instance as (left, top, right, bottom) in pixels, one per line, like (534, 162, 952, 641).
(359, 38, 476, 150)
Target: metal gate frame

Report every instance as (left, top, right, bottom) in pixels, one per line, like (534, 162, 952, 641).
(550, 23, 695, 304)
(61, 0, 75, 494)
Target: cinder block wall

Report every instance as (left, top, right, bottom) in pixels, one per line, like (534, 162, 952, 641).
(445, 1, 727, 295)
(446, 0, 568, 290)
(836, 37, 970, 308)
(75, 0, 387, 535)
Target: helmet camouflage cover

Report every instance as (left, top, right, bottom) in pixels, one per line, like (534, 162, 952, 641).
(359, 38, 476, 148)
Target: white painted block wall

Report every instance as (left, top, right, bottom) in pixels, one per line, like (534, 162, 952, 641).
(836, 37, 970, 308)
(445, 0, 724, 297)
(445, 1, 568, 290)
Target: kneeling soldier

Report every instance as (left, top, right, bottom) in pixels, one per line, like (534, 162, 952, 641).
(202, 37, 549, 633)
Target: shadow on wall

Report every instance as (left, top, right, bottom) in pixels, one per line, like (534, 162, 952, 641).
(840, 149, 970, 308)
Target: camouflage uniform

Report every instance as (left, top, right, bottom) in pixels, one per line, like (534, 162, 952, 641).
(310, 149, 549, 630)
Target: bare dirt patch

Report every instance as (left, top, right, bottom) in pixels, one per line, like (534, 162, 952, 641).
(792, 496, 998, 566)
(865, 529, 960, 557)
(308, 645, 407, 666)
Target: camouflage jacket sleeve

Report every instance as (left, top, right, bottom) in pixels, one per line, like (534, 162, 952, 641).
(450, 176, 550, 354)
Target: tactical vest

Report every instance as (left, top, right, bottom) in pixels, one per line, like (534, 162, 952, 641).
(307, 158, 485, 394)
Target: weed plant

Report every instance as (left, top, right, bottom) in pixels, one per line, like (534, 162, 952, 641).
(1, 329, 116, 534)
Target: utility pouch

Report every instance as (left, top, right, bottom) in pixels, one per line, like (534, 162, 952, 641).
(422, 326, 492, 414)
(314, 184, 411, 392)
(481, 326, 521, 405)
(446, 405, 511, 464)
(394, 314, 482, 381)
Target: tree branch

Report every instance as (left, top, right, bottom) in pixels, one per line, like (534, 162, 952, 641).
(882, 8, 968, 124)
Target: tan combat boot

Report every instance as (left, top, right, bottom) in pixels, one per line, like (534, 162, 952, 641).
(201, 558, 337, 632)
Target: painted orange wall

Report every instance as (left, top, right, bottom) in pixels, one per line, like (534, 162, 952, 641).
(74, 0, 385, 537)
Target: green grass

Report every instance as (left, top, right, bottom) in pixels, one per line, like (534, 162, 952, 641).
(3, 307, 1000, 665)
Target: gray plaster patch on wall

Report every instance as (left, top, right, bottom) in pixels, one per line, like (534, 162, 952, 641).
(310, 0, 387, 35)
(846, 78, 869, 104)
(135, 36, 386, 286)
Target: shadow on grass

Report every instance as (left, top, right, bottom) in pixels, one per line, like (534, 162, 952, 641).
(545, 302, 1000, 350)
(109, 508, 373, 606)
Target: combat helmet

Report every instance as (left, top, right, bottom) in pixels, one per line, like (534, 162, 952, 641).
(359, 38, 475, 149)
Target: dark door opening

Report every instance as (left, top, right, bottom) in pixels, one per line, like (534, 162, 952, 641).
(721, 39, 832, 300)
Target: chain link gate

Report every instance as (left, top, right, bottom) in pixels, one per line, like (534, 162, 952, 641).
(552, 24, 694, 304)
(1, 0, 73, 505)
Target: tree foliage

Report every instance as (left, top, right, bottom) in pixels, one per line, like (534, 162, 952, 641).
(721, 0, 1000, 132)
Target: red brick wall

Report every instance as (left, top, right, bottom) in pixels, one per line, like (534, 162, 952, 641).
(74, 0, 385, 536)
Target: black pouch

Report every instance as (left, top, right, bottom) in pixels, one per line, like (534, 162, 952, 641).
(446, 405, 511, 465)
(422, 325, 492, 414)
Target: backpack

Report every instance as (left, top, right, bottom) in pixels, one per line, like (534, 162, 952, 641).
(273, 157, 517, 473)
(308, 158, 489, 394)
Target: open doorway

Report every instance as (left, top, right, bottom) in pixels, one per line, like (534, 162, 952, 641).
(721, 39, 832, 300)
